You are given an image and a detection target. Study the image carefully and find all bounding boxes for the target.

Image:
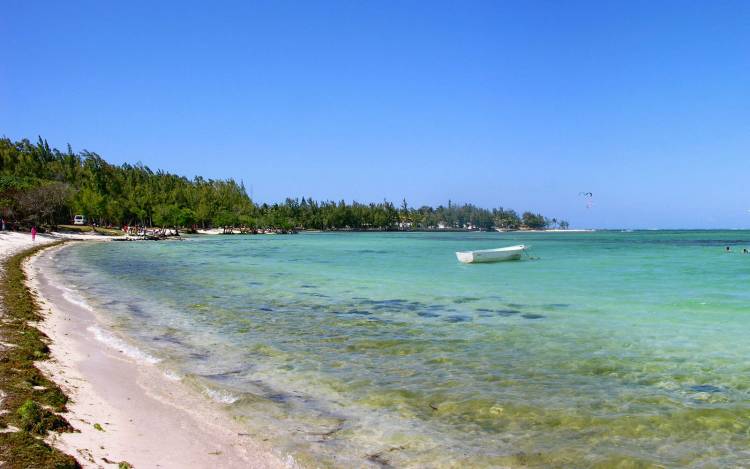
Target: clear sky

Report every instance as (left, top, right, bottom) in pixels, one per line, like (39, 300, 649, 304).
(2, 1, 749, 228)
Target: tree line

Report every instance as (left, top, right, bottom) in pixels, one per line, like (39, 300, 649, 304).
(0, 137, 568, 231)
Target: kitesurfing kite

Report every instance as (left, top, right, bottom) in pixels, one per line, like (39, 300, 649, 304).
(579, 192, 593, 209)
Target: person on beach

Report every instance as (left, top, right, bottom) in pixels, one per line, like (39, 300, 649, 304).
(31, 226, 37, 241)
(1, 218, 5, 231)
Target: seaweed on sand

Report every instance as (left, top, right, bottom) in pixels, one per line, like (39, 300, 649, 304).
(0, 242, 80, 468)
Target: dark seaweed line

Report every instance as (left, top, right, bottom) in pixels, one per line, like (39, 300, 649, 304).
(0, 241, 80, 468)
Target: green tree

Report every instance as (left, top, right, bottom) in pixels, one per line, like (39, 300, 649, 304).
(522, 212, 548, 229)
(0, 136, 565, 233)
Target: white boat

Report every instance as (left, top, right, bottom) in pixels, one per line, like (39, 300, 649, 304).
(455, 245, 526, 264)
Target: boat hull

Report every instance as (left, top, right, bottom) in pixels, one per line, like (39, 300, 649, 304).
(455, 245, 526, 264)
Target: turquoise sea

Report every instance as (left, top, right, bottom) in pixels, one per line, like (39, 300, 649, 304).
(51, 231, 750, 467)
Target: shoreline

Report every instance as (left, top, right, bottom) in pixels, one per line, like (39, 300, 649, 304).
(9, 236, 292, 468)
(0, 236, 79, 468)
(197, 228, 596, 235)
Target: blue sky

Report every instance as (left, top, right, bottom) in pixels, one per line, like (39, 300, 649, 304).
(2, 1, 749, 228)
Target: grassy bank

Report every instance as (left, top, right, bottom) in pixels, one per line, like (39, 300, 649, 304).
(0, 242, 79, 468)
(56, 225, 124, 236)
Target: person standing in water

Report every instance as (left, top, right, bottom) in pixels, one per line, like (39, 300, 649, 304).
(31, 226, 37, 242)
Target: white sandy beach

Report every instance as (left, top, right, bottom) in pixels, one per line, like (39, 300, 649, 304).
(0, 230, 110, 258)
(0, 232, 292, 469)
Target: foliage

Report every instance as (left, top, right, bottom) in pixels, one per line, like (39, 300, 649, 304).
(55, 225, 124, 236)
(14, 181, 73, 226)
(0, 137, 252, 228)
(521, 212, 548, 229)
(0, 137, 567, 230)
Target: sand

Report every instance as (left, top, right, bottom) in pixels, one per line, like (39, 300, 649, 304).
(0, 232, 293, 468)
(0, 230, 110, 258)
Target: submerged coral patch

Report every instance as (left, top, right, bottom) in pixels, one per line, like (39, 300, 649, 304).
(496, 309, 521, 316)
(444, 315, 471, 323)
(521, 313, 545, 319)
(690, 384, 722, 393)
(417, 311, 440, 318)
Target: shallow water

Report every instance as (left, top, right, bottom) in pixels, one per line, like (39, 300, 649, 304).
(52, 231, 750, 467)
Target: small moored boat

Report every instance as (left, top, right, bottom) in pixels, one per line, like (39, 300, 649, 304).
(455, 245, 527, 264)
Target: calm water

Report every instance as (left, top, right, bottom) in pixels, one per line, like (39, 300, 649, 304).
(52, 231, 750, 467)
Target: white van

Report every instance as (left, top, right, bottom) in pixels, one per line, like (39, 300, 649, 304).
(73, 215, 87, 225)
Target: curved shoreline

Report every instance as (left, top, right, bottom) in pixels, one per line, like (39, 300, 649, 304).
(25, 240, 293, 468)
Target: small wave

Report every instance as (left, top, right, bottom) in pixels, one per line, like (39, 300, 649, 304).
(162, 369, 183, 381)
(202, 386, 240, 404)
(60, 286, 95, 312)
(284, 454, 301, 469)
(87, 326, 161, 364)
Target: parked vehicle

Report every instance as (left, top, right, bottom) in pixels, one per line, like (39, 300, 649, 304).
(73, 215, 87, 225)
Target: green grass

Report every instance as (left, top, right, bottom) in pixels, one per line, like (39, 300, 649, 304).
(0, 242, 80, 468)
(54, 224, 92, 233)
(93, 227, 125, 236)
(57, 225, 94, 233)
(55, 225, 124, 236)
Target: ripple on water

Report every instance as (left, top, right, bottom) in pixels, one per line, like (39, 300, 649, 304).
(346, 309, 371, 316)
(496, 309, 521, 316)
(689, 384, 722, 393)
(453, 296, 480, 304)
(417, 311, 440, 318)
(444, 315, 472, 323)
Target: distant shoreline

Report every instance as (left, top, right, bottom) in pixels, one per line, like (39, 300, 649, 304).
(195, 227, 596, 235)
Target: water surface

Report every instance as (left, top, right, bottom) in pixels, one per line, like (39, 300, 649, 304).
(52, 231, 750, 467)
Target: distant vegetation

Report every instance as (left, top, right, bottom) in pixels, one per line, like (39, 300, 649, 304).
(0, 137, 567, 231)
